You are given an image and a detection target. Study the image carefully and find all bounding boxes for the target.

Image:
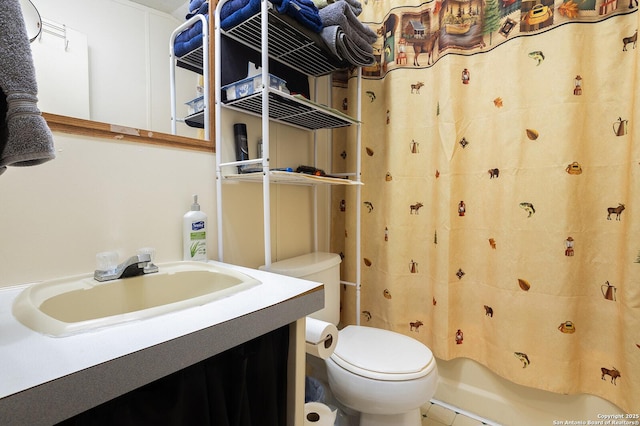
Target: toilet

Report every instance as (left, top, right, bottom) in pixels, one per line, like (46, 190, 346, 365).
(262, 252, 438, 426)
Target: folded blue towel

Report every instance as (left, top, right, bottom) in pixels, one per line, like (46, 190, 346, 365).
(175, 1, 210, 57)
(220, 0, 260, 30)
(186, 0, 208, 19)
(221, 0, 250, 21)
(275, 0, 323, 33)
(222, 0, 322, 33)
(190, 0, 206, 10)
(174, 13, 209, 57)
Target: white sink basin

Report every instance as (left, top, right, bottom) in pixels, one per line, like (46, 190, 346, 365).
(12, 261, 261, 337)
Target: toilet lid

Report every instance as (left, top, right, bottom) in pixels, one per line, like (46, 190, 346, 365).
(331, 326, 435, 381)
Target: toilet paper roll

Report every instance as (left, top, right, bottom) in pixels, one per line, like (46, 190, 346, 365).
(305, 317, 338, 360)
(304, 402, 337, 426)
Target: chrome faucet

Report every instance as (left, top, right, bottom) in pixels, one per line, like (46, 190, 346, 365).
(94, 253, 158, 282)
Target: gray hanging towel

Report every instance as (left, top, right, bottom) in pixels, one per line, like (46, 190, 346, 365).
(0, 0, 55, 175)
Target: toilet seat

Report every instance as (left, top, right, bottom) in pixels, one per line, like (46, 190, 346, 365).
(331, 326, 435, 381)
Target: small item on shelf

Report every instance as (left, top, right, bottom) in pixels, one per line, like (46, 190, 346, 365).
(240, 166, 262, 174)
(184, 114, 205, 128)
(223, 74, 288, 101)
(240, 166, 294, 174)
(296, 165, 326, 176)
(185, 95, 204, 115)
(234, 123, 249, 173)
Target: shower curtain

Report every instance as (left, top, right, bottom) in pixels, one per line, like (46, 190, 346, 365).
(331, 0, 639, 413)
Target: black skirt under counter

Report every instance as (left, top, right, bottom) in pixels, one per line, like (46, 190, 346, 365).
(58, 326, 289, 426)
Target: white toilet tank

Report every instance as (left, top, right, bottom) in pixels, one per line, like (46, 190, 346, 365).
(261, 252, 341, 325)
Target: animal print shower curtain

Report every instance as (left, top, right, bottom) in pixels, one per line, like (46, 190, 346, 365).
(330, 0, 640, 413)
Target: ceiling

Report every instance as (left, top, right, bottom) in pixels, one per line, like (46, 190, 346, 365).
(129, 0, 190, 20)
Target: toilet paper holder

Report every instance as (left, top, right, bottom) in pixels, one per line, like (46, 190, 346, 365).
(320, 334, 333, 349)
(305, 318, 338, 360)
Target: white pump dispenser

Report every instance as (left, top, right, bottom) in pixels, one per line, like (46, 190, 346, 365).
(183, 194, 208, 261)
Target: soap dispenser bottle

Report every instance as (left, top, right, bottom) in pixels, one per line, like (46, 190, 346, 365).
(183, 195, 208, 261)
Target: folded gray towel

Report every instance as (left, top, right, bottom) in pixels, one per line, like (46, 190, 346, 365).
(0, 0, 55, 175)
(336, 30, 375, 66)
(319, 1, 377, 45)
(321, 25, 375, 67)
(320, 25, 342, 59)
(313, 0, 363, 16)
(339, 0, 363, 16)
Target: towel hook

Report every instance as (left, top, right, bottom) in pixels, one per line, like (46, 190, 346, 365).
(39, 18, 69, 51)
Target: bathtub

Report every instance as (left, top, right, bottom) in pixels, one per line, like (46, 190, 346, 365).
(434, 358, 625, 425)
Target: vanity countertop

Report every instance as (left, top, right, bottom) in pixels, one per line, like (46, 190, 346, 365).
(0, 260, 323, 426)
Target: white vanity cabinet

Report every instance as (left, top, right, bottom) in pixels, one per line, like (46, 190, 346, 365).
(0, 264, 323, 426)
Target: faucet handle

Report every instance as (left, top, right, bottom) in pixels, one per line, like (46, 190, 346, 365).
(137, 247, 154, 259)
(96, 251, 118, 272)
(137, 247, 158, 274)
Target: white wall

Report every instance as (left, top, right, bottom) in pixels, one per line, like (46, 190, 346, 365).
(31, 25, 90, 119)
(31, 0, 199, 137)
(1, 133, 216, 286)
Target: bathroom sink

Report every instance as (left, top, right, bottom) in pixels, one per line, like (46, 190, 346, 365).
(12, 261, 261, 337)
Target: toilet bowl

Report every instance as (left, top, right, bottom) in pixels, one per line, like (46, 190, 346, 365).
(262, 252, 439, 426)
(327, 325, 437, 426)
